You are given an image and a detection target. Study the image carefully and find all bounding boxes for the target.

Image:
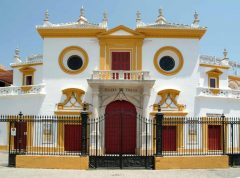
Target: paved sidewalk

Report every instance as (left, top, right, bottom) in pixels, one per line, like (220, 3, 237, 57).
(1, 152, 240, 178)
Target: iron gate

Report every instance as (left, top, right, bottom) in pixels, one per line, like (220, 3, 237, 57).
(89, 101, 155, 169)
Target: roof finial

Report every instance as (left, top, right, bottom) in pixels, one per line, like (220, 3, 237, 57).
(192, 11, 200, 28)
(14, 48, 21, 63)
(80, 6, 85, 17)
(136, 10, 144, 28)
(156, 8, 167, 24)
(44, 10, 49, 22)
(78, 6, 88, 24)
(223, 48, 228, 59)
(159, 8, 163, 16)
(136, 10, 141, 21)
(100, 11, 108, 29)
(103, 11, 108, 22)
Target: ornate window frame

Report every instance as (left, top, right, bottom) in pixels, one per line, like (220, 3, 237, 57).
(154, 46, 184, 76)
(58, 46, 89, 75)
(207, 68, 223, 95)
(19, 66, 36, 92)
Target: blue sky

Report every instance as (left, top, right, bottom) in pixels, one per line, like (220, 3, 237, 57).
(0, 0, 240, 68)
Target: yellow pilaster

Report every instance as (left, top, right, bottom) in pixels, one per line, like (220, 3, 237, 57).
(136, 41, 143, 70)
(99, 41, 106, 70)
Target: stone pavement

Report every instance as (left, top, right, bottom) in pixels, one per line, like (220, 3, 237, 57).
(1, 152, 240, 178)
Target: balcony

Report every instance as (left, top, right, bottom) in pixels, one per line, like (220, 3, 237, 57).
(88, 70, 155, 88)
(91, 70, 150, 80)
(0, 84, 45, 96)
(197, 87, 240, 99)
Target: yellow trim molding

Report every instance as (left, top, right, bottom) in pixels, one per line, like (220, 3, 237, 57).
(229, 75, 240, 81)
(207, 68, 223, 95)
(0, 145, 8, 151)
(136, 28, 206, 39)
(37, 28, 106, 38)
(11, 62, 43, 68)
(154, 46, 184, 76)
(19, 66, 35, 91)
(200, 63, 230, 69)
(21, 86, 33, 92)
(150, 111, 188, 117)
(98, 25, 145, 39)
(58, 46, 89, 75)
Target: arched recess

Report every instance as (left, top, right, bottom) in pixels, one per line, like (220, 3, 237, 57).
(105, 100, 137, 154)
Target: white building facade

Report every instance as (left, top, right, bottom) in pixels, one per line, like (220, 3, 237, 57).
(0, 8, 240, 157)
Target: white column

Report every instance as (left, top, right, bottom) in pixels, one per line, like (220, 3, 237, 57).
(140, 86, 152, 155)
(90, 87, 101, 154)
(92, 88, 99, 118)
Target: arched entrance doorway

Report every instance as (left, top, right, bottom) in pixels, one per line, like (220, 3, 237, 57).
(105, 100, 136, 154)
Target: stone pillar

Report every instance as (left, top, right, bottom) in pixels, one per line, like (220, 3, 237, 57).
(90, 87, 101, 155)
(140, 86, 151, 155)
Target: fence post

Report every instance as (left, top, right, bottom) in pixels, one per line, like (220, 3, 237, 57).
(81, 106, 88, 155)
(156, 107, 164, 156)
(221, 114, 225, 155)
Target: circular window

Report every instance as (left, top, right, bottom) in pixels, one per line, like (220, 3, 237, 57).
(58, 46, 89, 74)
(154, 46, 184, 76)
(159, 56, 175, 71)
(67, 55, 83, 70)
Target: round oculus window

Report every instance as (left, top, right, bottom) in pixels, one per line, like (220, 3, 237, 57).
(67, 55, 83, 71)
(159, 56, 175, 71)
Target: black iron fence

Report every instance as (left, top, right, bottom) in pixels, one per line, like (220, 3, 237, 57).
(0, 112, 240, 167)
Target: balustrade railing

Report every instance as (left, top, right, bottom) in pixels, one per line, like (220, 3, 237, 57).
(0, 84, 45, 96)
(197, 87, 240, 99)
(91, 70, 150, 80)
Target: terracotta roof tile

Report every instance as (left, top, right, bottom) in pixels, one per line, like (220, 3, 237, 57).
(0, 70, 13, 84)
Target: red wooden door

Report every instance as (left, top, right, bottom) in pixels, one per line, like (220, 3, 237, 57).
(14, 122, 27, 150)
(105, 100, 136, 154)
(64, 125, 82, 151)
(162, 126, 176, 151)
(208, 125, 221, 150)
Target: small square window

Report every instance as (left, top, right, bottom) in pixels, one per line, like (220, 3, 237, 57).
(210, 78, 217, 88)
(24, 75, 33, 85)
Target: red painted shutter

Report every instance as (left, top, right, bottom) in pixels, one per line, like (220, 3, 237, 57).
(64, 125, 82, 151)
(208, 125, 221, 150)
(162, 126, 176, 151)
(111, 52, 130, 70)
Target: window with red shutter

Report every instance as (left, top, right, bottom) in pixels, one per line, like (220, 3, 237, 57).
(111, 52, 130, 70)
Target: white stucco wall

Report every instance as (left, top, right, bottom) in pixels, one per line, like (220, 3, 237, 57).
(40, 37, 99, 114)
(142, 38, 200, 116)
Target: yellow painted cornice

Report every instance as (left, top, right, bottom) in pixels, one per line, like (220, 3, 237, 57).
(150, 111, 188, 117)
(206, 68, 223, 75)
(11, 62, 43, 68)
(200, 63, 230, 69)
(136, 28, 206, 39)
(37, 28, 107, 38)
(54, 110, 92, 116)
(228, 75, 240, 81)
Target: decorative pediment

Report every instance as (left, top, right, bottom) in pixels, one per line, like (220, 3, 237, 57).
(98, 25, 144, 38)
(153, 89, 186, 112)
(110, 30, 133, 36)
(19, 67, 36, 75)
(57, 88, 87, 111)
(207, 68, 223, 76)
